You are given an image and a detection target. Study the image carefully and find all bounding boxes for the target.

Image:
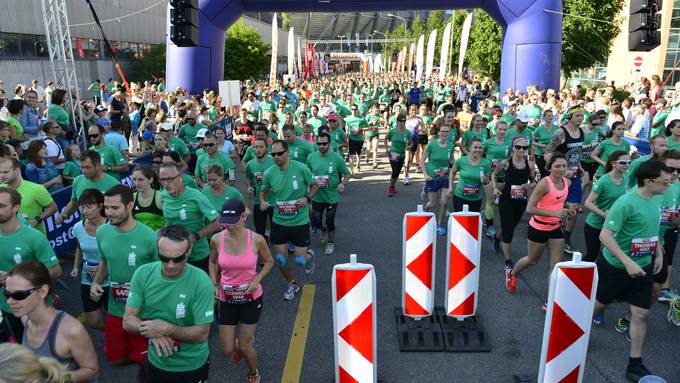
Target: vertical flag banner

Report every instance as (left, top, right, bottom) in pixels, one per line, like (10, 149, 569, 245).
(458, 12, 474, 77)
(287, 27, 295, 77)
(269, 13, 278, 88)
(297, 37, 303, 78)
(439, 22, 452, 78)
(425, 29, 437, 79)
(374, 54, 382, 72)
(401, 46, 408, 72)
(415, 34, 425, 80)
(407, 42, 415, 73)
(332, 254, 377, 383)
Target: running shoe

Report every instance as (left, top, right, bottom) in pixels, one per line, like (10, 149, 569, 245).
(387, 185, 396, 197)
(325, 242, 335, 255)
(485, 225, 497, 239)
(287, 242, 296, 252)
(592, 314, 605, 326)
(246, 370, 261, 383)
(416, 166, 422, 173)
(311, 226, 318, 235)
(304, 249, 316, 275)
(658, 288, 680, 303)
(668, 296, 680, 327)
(564, 242, 578, 254)
(283, 281, 300, 301)
(403, 176, 410, 185)
(372, 163, 378, 169)
(625, 363, 651, 382)
(492, 236, 501, 253)
(319, 230, 327, 244)
(504, 260, 514, 282)
(436, 226, 447, 236)
(615, 318, 631, 342)
(231, 350, 243, 365)
(505, 274, 517, 294)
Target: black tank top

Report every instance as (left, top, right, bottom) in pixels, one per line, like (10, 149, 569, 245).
(501, 157, 530, 201)
(556, 126, 584, 170)
(133, 189, 163, 217)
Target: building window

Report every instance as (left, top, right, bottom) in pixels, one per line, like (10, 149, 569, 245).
(19, 34, 37, 57)
(0, 33, 22, 58)
(664, 1, 680, 88)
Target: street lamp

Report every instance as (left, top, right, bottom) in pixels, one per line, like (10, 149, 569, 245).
(373, 30, 386, 37)
(387, 13, 407, 34)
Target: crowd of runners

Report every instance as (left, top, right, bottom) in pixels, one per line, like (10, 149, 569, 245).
(0, 72, 679, 382)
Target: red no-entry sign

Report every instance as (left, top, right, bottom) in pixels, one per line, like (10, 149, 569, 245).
(633, 56, 643, 67)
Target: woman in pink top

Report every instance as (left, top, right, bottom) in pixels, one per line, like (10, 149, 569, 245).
(507, 153, 576, 307)
(209, 199, 274, 383)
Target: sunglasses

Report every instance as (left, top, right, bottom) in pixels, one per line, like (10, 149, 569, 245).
(88, 134, 100, 138)
(158, 251, 188, 263)
(514, 145, 529, 150)
(271, 151, 287, 157)
(317, 142, 329, 146)
(2, 285, 43, 301)
(152, 160, 162, 165)
(203, 143, 215, 148)
(667, 166, 680, 173)
(397, 119, 406, 123)
(615, 160, 631, 165)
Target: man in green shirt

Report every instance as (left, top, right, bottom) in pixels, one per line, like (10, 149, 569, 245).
(179, 111, 206, 152)
(88, 79, 102, 105)
(194, 133, 235, 187)
(0, 157, 57, 234)
(88, 125, 128, 180)
(593, 159, 666, 381)
(90, 184, 157, 366)
(260, 140, 320, 301)
(0, 188, 61, 340)
(123, 225, 213, 382)
(245, 138, 275, 237)
(56, 150, 120, 225)
(306, 133, 350, 255)
(159, 123, 190, 164)
(160, 162, 219, 272)
(627, 135, 667, 189)
(651, 99, 670, 138)
(282, 124, 314, 164)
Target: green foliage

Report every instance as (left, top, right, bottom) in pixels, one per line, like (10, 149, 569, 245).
(224, 18, 271, 81)
(281, 13, 290, 30)
(128, 45, 166, 83)
(466, 10, 502, 79)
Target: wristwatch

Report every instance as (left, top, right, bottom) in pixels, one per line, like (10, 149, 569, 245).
(305, 195, 311, 203)
(34, 216, 43, 224)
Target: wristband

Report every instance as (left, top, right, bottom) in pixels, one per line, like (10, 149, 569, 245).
(305, 195, 311, 203)
(35, 216, 43, 223)
(194, 232, 201, 242)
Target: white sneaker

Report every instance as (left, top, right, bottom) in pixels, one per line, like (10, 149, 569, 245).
(325, 242, 335, 255)
(404, 176, 410, 185)
(283, 281, 300, 301)
(304, 249, 316, 275)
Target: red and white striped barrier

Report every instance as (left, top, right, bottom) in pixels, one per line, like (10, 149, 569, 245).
(402, 205, 436, 318)
(538, 252, 598, 383)
(332, 254, 377, 383)
(445, 205, 482, 318)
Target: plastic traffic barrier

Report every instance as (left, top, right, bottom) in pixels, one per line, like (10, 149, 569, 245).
(332, 254, 377, 383)
(402, 205, 436, 319)
(445, 205, 482, 318)
(538, 252, 598, 383)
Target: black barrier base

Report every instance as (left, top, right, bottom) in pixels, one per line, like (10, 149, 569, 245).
(512, 374, 535, 382)
(435, 307, 492, 352)
(394, 307, 446, 352)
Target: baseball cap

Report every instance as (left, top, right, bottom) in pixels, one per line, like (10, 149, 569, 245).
(219, 199, 245, 225)
(517, 111, 530, 123)
(160, 122, 174, 131)
(195, 128, 209, 138)
(327, 112, 338, 121)
(95, 105, 107, 113)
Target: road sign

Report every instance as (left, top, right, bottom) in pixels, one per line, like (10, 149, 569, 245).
(632, 56, 644, 74)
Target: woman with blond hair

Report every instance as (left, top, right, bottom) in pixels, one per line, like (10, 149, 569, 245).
(0, 343, 75, 383)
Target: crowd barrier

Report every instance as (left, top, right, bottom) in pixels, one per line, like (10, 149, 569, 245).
(402, 205, 436, 319)
(445, 205, 482, 318)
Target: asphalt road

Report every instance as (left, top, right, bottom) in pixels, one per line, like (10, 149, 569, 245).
(54, 153, 680, 383)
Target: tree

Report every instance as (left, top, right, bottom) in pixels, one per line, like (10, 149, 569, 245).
(465, 10, 502, 80)
(128, 45, 166, 83)
(224, 18, 272, 81)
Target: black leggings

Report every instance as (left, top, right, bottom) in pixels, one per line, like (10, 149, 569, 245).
(311, 202, 338, 232)
(253, 205, 273, 236)
(535, 155, 549, 179)
(583, 223, 602, 262)
(390, 158, 405, 179)
(452, 196, 482, 212)
(498, 198, 526, 243)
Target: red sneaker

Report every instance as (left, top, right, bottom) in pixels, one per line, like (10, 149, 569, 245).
(505, 274, 517, 294)
(387, 185, 396, 197)
(232, 350, 243, 365)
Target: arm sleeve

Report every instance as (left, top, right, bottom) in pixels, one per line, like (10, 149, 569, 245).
(35, 184, 54, 208)
(126, 267, 145, 310)
(197, 193, 220, 221)
(35, 235, 59, 268)
(192, 275, 216, 325)
(603, 199, 627, 232)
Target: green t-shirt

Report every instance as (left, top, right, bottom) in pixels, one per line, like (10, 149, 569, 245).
(532, 124, 559, 156)
(594, 138, 631, 177)
(200, 186, 243, 213)
(0, 223, 58, 312)
(387, 128, 411, 157)
(88, 82, 101, 97)
(194, 152, 235, 182)
(522, 105, 542, 120)
(329, 128, 346, 156)
(581, 127, 604, 164)
(483, 137, 510, 177)
(70, 173, 120, 202)
(90, 144, 127, 180)
(261, 160, 315, 226)
(306, 151, 349, 204)
(161, 188, 220, 261)
(453, 156, 492, 201)
(507, 127, 533, 146)
(655, 182, 680, 244)
(1, 180, 53, 234)
(168, 137, 190, 159)
(47, 104, 69, 126)
(425, 140, 454, 179)
(179, 123, 206, 148)
(127, 262, 214, 372)
(602, 189, 662, 268)
(96, 221, 158, 317)
(652, 109, 669, 138)
(246, 157, 276, 205)
(585, 173, 629, 229)
(5, 116, 23, 138)
(288, 139, 314, 163)
(307, 117, 326, 133)
(365, 114, 382, 139)
(501, 112, 517, 125)
(345, 115, 367, 142)
(627, 155, 650, 189)
(462, 128, 489, 150)
(62, 160, 81, 179)
(668, 135, 680, 152)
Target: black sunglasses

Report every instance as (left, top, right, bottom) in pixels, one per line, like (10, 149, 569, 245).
(667, 166, 680, 173)
(158, 251, 188, 263)
(203, 143, 215, 148)
(2, 285, 43, 301)
(88, 134, 100, 138)
(271, 151, 287, 157)
(317, 142, 329, 146)
(514, 145, 529, 150)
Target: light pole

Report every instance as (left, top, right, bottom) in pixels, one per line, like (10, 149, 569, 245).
(373, 30, 387, 65)
(337, 35, 344, 53)
(387, 13, 407, 35)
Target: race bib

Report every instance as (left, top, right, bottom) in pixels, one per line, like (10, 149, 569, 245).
(510, 185, 528, 200)
(434, 167, 449, 178)
(630, 236, 658, 258)
(462, 183, 480, 197)
(83, 260, 99, 283)
(351, 127, 360, 135)
(491, 159, 499, 170)
(255, 172, 264, 185)
(389, 152, 401, 162)
(223, 284, 254, 304)
(315, 175, 330, 189)
(277, 200, 299, 217)
(110, 282, 130, 304)
(660, 208, 676, 226)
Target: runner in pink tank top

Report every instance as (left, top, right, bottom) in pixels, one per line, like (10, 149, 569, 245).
(209, 199, 274, 383)
(506, 153, 576, 311)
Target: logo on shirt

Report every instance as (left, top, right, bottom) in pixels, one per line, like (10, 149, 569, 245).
(205, 310, 214, 317)
(176, 302, 186, 319)
(13, 248, 22, 264)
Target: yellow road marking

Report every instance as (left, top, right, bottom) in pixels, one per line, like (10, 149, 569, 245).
(281, 284, 316, 383)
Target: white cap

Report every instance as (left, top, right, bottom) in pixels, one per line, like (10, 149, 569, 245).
(665, 111, 680, 128)
(517, 110, 531, 123)
(160, 122, 174, 131)
(195, 128, 209, 138)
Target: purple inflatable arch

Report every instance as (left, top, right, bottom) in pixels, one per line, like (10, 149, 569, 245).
(166, 0, 563, 94)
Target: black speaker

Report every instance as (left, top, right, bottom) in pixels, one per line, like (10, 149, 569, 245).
(170, 0, 199, 47)
(628, 0, 662, 51)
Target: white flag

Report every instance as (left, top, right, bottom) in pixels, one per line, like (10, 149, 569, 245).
(439, 22, 452, 78)
(269, 13, 278, 88)
(374, 54, 382, 72)
(425, 29, 437, 79)
(297, 37, 303, 78)
(287, 27, 295, 78)
(459, 12, 474, 77)
(415, 34, 425, 80)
